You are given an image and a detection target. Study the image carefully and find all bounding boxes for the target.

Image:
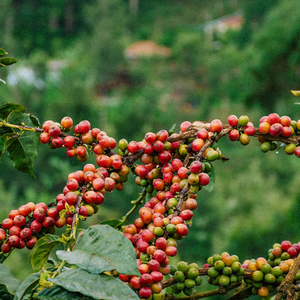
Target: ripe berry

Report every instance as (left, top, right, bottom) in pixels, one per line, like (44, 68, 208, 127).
(51, 137, 63, 148)
(42, 120, 54, 132)
(61, 116, 73, 130)
(30, 220, 43, 233)
(18, 204, 31, 216)
(13, 215, 26, 227)
(180, 121, 191, 132)
(39, 132, 50, 144)
(26, 236, 38, 249)
(63, 136, 75, 148)
(77, 120, 91, 134)
(210, 119, 223, 134)
(2, 218, 13, 229)
(228, 115, 239, 127)
(48, 124, 61, 137)
(228, 129, 239, 141)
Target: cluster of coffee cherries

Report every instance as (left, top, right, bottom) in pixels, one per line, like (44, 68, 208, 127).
(205, 253, 244, 288)
(120, 198, 195, 299)
(0, 202, 58, 253)
(170, 261, 202, 296)
(227, 113, 300, 157)
(240, 240, 300, 297)
(39, 117, 117, 163)
(127, 125, 214, 197)
(0, 160, 131, 255)
(115, 124, 221, 299)
(54, 162, 126, 225)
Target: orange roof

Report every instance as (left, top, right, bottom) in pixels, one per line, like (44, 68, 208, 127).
(125, 41, 171, 59)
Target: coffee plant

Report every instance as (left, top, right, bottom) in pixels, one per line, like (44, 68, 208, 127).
(2, 51, 300, 300)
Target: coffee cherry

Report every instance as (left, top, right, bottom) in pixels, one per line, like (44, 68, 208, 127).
(42, 120, 54, 132)
(238, 115, 249, 127)
(1, 242, 11, 253)
(228, 115, 239, 127)
(26, 236, 38, 249)
(13, 215, 26, 227)
(39, 132, 50, 144)
(0, 228, 6, 242)
(180, 121, 191, 132)
(210, 119, 223, 134)
(239, 133, 250, 145)
(228, 129, 239, 141)
(61, 116, 73, 130)
(77, 120, 91, 134)
(48, 124, 61, 137)
(20, 228, 32, 241)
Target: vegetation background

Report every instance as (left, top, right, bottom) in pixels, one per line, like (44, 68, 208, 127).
(1, 0, 300, 292)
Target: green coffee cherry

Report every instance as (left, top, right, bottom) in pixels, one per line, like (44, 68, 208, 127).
(174, 271, 185, 282)
(187, 267, 199, 279)
(184, 279, 195, 289)
(194, 276, 203, 286)
(207, 267, 219, 278)
(218, 275, 230, 286)
(177, 261, 188, 273)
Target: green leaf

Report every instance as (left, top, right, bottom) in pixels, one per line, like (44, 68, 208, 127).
(0, 103, 26, 119)
(99, 218, 122, 228)
(0, 49, 8, 56)
(37, 285, 94, 300)
(49, 268, 139, 300)
(203, 165, 215, 192)
(29, 114, 41, 128)
(0, 264, 20, 295)
(13, 273, 40, 300)
(56, 225, 139, 276)
(29, 235, 62, 272)
(0, 285, 14, 300)
(0, 133, 19, 165)
(6, 111, 40, 176)
(0, 57, 18, 66)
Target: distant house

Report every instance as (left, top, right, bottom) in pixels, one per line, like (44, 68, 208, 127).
(203, 10, 244, 35)
(124, 41, 171, 59)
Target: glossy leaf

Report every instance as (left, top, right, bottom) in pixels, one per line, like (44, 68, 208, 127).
(13, 273, 40, 300)
(0, 103, 26, 119)
(29, 114, 41, 128)
(37, 285, 94, 300)
(0, 285, 13, 300)
(0, 57, 18, 67)
(0, 264, 20, 295)
(29, 235, 62, 272)
(0, 49, 8, 56)
(56, 225, 139, 276)
(99, 218, 121, 228)
(49, 268, 139, 300)
(0, 133, 18, 164)
(6, 111, 40, 176)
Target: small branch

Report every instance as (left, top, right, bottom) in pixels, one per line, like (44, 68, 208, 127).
(1, 120, 43, 132)
(165, 285, 238, 300)
(122, 150, 144, 168)
(275, 251, 300, 300)
(115, 188, 147, 229)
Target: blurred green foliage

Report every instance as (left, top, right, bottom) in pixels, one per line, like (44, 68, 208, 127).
(1, 0, 300, 286)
